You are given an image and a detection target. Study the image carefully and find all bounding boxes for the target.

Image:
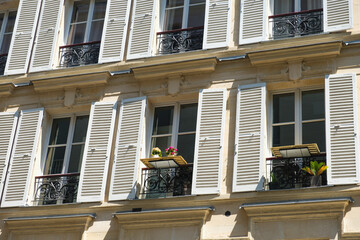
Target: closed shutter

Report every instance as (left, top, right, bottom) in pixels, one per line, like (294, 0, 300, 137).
(109, 97, 146, 201)
(239, 0, 267, 45)
(233, 83, 266, 192)
(5, 0, 42, 75)
(0, 112, 18, 202)
(203, 0, 230, 49)
(192, 89, 226, 195)
(30, 0, 64, 72)
(77, 102, 117, 203)
(127, 0, 155, 60)
(324, 0, 353, 32)
(326, 73, 359, 185)
(1, 109, 43, 207)
(99, 0, 131, 63)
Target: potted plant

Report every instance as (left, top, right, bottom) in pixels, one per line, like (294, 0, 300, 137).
(302, 161, 328, 187)
(151, 147, 162, 158)
(165, 146, 178, 156)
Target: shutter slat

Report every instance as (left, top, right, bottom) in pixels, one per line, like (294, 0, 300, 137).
(324, 0, 352, 32)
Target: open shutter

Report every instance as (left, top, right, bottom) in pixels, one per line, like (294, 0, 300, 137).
(324, 0, 353, 32)
(109, 97, 146, 201)
(326, 73, 359, 185)
(203, 0, 230, 49)
(5, 0, 42, 75)
(239, 0, 267, 45)
(233, 83, 266, 192)
(127, 0, 155, 60)
(1, 109, 43, 207)
(99, 0, 131, 63)
(77, 102, 117, 203)
(192, 89, 226, 195)
(0, 112, 18, 202)
(30, 0, 64, 72)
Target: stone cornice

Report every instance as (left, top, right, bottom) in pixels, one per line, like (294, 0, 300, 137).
(0, 83, 14, 97)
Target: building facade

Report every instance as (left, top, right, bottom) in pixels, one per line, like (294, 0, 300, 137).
(0, 0, 359, 239)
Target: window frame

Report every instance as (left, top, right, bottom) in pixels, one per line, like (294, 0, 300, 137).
(270, 0, 323, 15)
(0, 9, 17, 55)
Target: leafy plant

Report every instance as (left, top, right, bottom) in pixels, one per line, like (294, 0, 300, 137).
(165, 146, 178, 155)
(151, 147, 162, 157)
(302, 161, 328, 176)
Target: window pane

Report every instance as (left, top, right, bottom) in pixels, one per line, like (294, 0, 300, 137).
(5, 11, 16, 33)
(179, 103, 197, 132)
(188, 4, 205, 28)
(72, 1, 89, 23)
(68, 23, 87, 44)
(92, 0, 106, 20)
(73, 115, 89, 143)
(151, 136, 172, 156)
(302, 89, 324, 120)
(166, 0, 184, 8)
(49, 118, 70, 145)
(153, 106, 174, 135)
(303, 121, 325, 152)
(190, 0, 205, 4)
(46, 146, 66, 174)
(177, 134, 195, 163)
(301, 0, 322, 10)
(164, 8, 183, 30)
(273, 93, 294, 123)
(0, 34, 12, 54)
(273, 125, 295, 147)
(89, 20, 104, 42)
(0, 14, 4, 31)
(274, 0, 294, 14)
(68, 144, 85, 173)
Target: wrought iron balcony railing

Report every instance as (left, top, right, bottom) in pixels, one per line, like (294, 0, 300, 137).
(157, 27, 203, 55)
(269, 9, 323, 39)
(266, 154, 327, 190)
(0, 54, 7, 75)
(140, 165, 193, 199)
(59, 41, 100, 68)
(34, 173, 80, 205)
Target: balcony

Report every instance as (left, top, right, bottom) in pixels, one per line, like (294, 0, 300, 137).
(0, 53, 7, 75)
(157, 27, 203, 55)
(34, 173, 80, 205)
(140, 165, 193, 199)
(59, 41, 100, 68)
(269, 9, 323, 39)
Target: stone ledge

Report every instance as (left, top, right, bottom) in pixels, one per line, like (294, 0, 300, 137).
(0, 83, 14, 97)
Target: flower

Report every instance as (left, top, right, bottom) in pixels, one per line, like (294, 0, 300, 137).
(165, 146, 178, 155)
(151, 147, 162, 156)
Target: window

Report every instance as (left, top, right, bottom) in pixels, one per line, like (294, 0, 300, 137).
(271, 89, 325, 152)
(0, 10, 16, 75)
(151, 103, 197, 163)
(273, 0, 322, 15)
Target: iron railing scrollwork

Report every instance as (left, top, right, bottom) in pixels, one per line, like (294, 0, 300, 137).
(0, 54, 7, 75)
(140, 165, 193, 199)
(269, 9, 323, 39)
(157, 27, 203, 55)
(59, 41, 100, 68)
(34, 173, 80, 205)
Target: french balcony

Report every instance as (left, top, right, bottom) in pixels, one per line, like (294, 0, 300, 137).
(0, 53, 7, 75)
(269, 9, 323, 39)
(140, 165, 193, 199)
(59, 41, 100, 68)
(157, 27, 204, 55)
(34, 173, 80, 205)
(266, 154, 327, 190)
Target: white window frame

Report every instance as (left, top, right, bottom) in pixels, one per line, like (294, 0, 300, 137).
(0, 9, 17, 54)
(269, 87, 325, 150)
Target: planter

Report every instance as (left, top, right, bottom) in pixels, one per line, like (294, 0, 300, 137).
(167, 154, 177, 157)
(310, 175, 322, 187)
(151, 154, 160, 158)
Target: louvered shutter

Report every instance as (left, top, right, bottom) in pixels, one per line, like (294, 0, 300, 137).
(192, 89, 226, 195)
(1, 109, 43, 207)
(109, 97, 146, 201)
(99, 0, 131, 63)
(233, 83, 266, 192)
(239, 0, 267, 45)
(203, 0, 230, 49)
(127, 0, 155, 60)
(324, 0, 353, 32)
(30, 0, 63, 72)
(77, 102, 117, 203)
(5, 0, 42, 75)
(0, 112, 18, 201)
(326, 73, 359, 185)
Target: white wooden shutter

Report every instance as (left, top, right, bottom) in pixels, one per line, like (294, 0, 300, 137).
(1, 109, 43, 207)
(324, 0, 353, 32)
(109, 97, 146, 201)
(5, 0, 42, 75)
(127, 0, 155, 60)
(233, 83, 266, 192)
(77, 102, 117, 203)
(326, 73, 359, 185)
(239, 0, 267, 45)
(192, 89, 226, 195)
(0, 112, 18, 202)
(30, 0, 63, 72)
(203, 0, 230, 49)
(99, 0, 131, 63)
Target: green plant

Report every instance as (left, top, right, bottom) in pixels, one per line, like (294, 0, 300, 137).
(165, 146, 178, 155)
(151, 147, 162, 157)
(302, 161, 328, 176)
